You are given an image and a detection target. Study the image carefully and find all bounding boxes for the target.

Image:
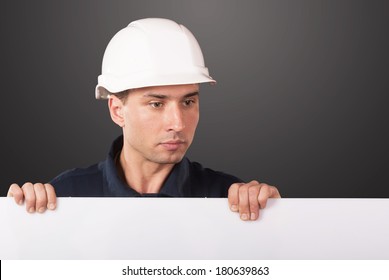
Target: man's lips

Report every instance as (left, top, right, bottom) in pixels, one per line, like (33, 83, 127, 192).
(160, 140, 185, 151)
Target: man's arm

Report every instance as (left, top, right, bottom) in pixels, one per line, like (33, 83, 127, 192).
(7, 183, 57, 213)
(228, 180, 281, 221)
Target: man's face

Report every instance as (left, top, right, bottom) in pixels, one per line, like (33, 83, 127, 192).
(120, 84, 200, 165)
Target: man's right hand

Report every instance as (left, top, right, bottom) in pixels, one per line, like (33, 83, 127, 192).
(7, 183, 57, 213)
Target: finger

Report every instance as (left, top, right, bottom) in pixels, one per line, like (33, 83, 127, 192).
(258, 184, 281, 209)
(7, 184, 24, 205)
(228, 183, 242, 212)
(238, 184, 250, 220)
(271, 186, 281, 198)
(21, 182, 36, 213)
(248, 185, 260, 220)
(238, 180, 259, 221)
(44, 184, 57, 210)
(34, 183, 48, 213)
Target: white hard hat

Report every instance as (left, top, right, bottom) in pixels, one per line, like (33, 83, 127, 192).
(95, 18, 216, 99)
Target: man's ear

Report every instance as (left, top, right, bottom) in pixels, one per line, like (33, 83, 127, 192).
(108, 95, 125, 127)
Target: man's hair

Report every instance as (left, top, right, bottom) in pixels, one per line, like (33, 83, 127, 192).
(111, 89, 131, 104)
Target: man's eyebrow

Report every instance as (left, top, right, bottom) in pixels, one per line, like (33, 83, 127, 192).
(143, 93, 167, 99)
(183, 92, 199, 98)
(142, 92, 199, 99)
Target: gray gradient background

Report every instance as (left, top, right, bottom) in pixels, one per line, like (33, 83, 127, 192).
(1, 0, 388, 197)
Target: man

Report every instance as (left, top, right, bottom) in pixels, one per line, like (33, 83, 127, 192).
(7, 18, 280, 221)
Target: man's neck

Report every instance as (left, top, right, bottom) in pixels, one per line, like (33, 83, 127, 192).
(117, 148, 175, 194)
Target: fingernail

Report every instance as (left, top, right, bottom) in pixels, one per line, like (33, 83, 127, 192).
(251, 213, 256, 220)
(241, 214, 248, 220)
(17, 200, 23, 205)
(28, 207, 35, 213)
(48, 203, 55, 210)
(38, 207, 45, 213)
(231, 205, 238, 211)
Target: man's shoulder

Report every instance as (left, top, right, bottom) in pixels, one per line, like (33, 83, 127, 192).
(52, 163, 102, 180)
(189, 160, 242, 183)
(50, 163, 104, 196)
(184, 159, 243, 197)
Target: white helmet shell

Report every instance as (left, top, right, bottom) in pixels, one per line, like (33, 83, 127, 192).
(95, 18, 216, 99)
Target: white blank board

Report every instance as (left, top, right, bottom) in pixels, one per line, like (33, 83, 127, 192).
(0, 198, 388, 259)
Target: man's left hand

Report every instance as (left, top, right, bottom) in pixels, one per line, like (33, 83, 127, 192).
(228, 180, 281, 221)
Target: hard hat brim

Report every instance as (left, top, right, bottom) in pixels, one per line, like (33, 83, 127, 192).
(95, 70, 216, 99)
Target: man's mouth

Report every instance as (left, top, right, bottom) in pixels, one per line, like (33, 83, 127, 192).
(160, 140, 186, 151)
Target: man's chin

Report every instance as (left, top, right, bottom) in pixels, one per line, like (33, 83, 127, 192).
(152, 152, 186, 165)
(159, 157, 185, 165)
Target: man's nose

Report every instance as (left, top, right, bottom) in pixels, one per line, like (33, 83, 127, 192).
(165, 104, 185, 132)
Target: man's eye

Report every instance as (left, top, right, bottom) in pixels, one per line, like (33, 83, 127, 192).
(150, 102, 163, 108)
(184, 100, 195, 106)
